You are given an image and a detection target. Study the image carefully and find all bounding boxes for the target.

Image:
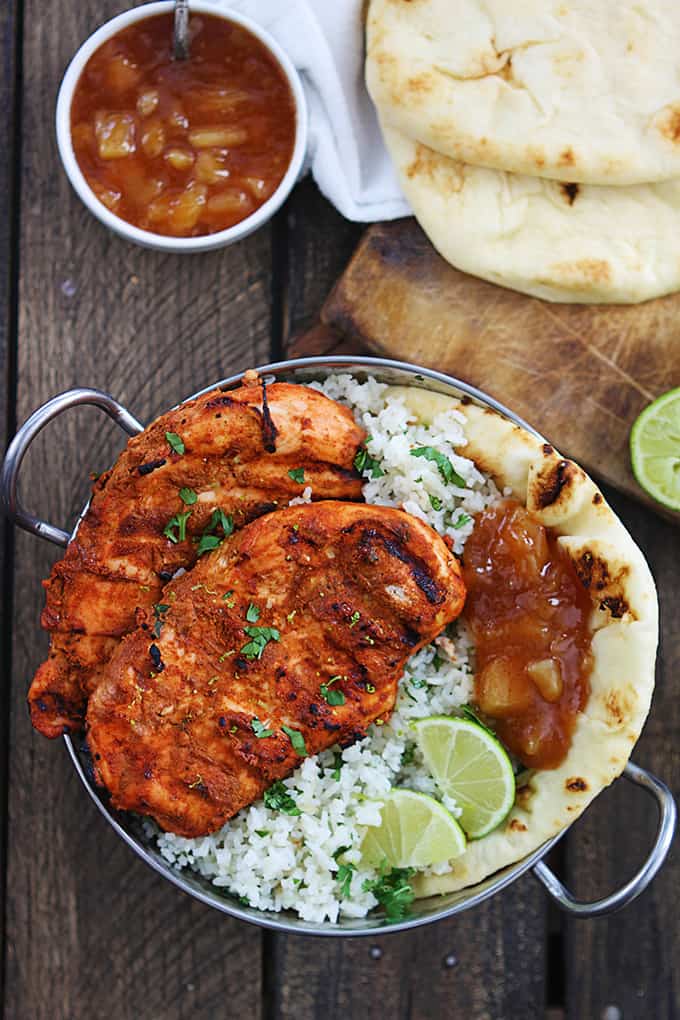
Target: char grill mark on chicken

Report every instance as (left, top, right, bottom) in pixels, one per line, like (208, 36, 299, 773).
(86, 501, 467, 837)
(29, 377, 365, 738)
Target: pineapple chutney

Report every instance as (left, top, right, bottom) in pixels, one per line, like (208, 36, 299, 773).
(70, 13, 296, 236)
(463, 500, 593, 770)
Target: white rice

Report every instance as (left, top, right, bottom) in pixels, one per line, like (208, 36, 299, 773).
(153, 375, 502, 922)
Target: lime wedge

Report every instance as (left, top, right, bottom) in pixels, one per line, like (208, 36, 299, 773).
(361, 789, 466, 869)
(413, 716, 515, 839)
(630, 387, 680, 511)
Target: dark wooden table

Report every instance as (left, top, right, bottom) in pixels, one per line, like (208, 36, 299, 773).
(1, 3, 678, 1018)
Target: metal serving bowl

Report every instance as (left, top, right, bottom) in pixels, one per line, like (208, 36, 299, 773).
(2, 356, 676, 935)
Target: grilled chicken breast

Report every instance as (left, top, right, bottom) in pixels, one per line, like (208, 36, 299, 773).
(87, 501, 466, 837)
(30, 376, 365, 738)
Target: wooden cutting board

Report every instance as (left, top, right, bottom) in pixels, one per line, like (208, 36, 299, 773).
(295, 218, 680, 521)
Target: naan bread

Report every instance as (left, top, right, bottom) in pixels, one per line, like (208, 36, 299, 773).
(367, 0, 680, 186)
(384, 386, 658, 897)
(382, 126, 680, 303)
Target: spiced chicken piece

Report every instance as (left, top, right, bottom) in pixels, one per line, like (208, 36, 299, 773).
(87, 501, 466, 836)
(30, 376, 365, 738)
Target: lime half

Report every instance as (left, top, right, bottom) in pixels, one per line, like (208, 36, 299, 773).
(413, 716, 515, 839)
(630, 387, 680, 511)
(361, 789, 466, 869)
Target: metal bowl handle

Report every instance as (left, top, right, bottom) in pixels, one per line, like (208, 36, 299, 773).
(1, 388, 143, 547)
(533, 760, 676, 917)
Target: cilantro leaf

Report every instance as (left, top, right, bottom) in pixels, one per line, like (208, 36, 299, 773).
(163, 510, 191, 544)
(196, 508, 234, 557)
(263, 780, 301, 815)
(246, 603, 260, 623)
(288, 467, 305, 484)
(196, 534, 221, 556)
(251, 717, 275, 739)
(349, 611, 360, 628)
(165, 431, 185, 455)
(152, 602, 170, 638)
(282, 725, 308, 757)
(320, 685, 345, 706)
(179, 487, 197, 505)
(461, 704, 496, 736)
(336, 861, 356, 899)
(428, 494, 443, 511)
(240, 625, 280, 660)
(222, 590, 235, 607)
(254, 829, 270, 838)
(401, 745, 416, 766)
(330, 751, 343, 781)
(363, 865, 415, 920)
(354, 447, 385, 479)
(410, 447, 466, 488)
(452, 512, 472, 528)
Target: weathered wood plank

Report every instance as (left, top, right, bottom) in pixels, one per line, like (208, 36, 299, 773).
(275, 198, 549, 1020)
(0, 0, 19, 1009)
(5, 2, 270, 1017)
(564, 489, 679, 1020)
(280, 178, 363, 349)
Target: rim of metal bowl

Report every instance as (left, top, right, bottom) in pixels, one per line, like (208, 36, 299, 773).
(63, 355, 565, 936)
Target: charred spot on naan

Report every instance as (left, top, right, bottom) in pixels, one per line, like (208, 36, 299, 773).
(572, 549, 632, 619)
(653, 102, 680, 144)
(527, 454, 587, 519)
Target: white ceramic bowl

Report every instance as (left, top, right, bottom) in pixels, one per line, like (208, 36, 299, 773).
(55, 1, 308, 252)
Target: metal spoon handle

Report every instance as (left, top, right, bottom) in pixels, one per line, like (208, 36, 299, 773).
(174, 0, 190, 60)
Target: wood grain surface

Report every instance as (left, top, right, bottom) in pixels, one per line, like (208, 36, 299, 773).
(321, 219, 680, 521)
(1, 3, 677, 1019)
(0, 0, 18, 1008)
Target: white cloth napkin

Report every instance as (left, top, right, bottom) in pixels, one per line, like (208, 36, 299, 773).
(210, 0, 411, 221)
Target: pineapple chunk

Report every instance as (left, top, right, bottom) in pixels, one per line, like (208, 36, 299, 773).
(527, 659, 563, 703)
(188, 127, 248, 149)
(476, 657, 534, 717)
(94, 112, 136, 159)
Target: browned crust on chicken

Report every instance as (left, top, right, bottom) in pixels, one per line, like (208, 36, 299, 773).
(30, 379, 365, 737)
(87, 501, 466, 837)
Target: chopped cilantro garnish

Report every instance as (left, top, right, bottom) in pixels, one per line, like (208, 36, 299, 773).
(336, 861, 356, 899)
(453, 512, 472, 528)
(349, 611, 360, 628)
(251, 717, 274, 739)
(320, 682, 345, 706)
(354, 447, 385, 478)
(282, 725, 308, 757)
(428, 493, 443, 511)
(330, 751, 343, 781)
(288, 467, 305, 484)
(246, 603, 260, 623)
(363, 864, 415, 920)
(152, 602, 170, 638)
(196, 534, 221, 556)
(240, 625, 280, 660)
(409, 676, 427, 690)
(401, 745, 416, 766)
(461, 704, 496, 735)
(222, 590, 235, 607)
(179, 487, 197, 505)
(254, 829, 270, 838)
(263, 780, 301, 815)
(365, 683, 376, 693)
(163, 510, 191, 544)
(196, 508, 234, 557)
(165, 431, 185, 455)
(410, 447, 466, 488)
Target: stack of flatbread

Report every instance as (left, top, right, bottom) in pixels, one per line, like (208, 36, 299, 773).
(366, 0, 680, 303)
